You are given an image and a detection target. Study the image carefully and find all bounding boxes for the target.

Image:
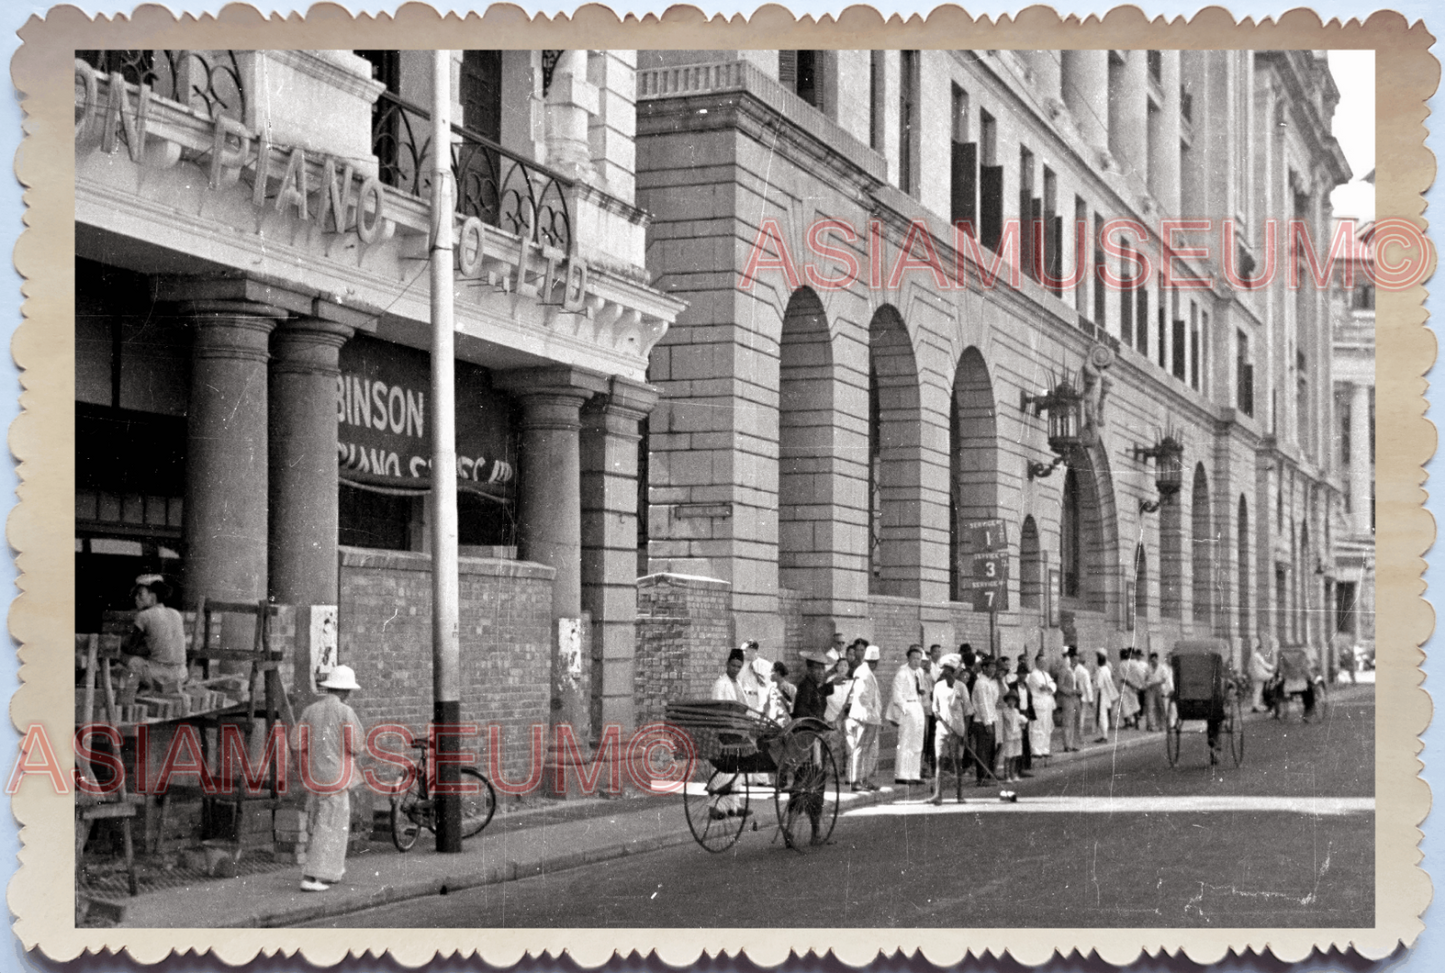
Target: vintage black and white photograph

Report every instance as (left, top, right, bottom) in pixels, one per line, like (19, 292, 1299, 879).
(9, 6, 1430, 963)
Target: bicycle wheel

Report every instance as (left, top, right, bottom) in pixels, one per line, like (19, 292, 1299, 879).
(391, 773, 426, 852)
(1165, 715, 1182, 768)
(1227, 695, 1245, 766)
(458, 768, 498, 839)
(682, 766, 749, 852)
(776, 736, 841, 853)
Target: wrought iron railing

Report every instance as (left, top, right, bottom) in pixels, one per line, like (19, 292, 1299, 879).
(372, 90, 572, 253)
(76, 50, 245, 122)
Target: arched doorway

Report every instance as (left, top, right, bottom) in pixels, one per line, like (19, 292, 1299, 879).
(1058, 442, 1118, 616)
(868, 305, 921, 596)
(1191, 464, 1213, 631)
(949, 347, 999, 602)
(1134, 543, 1148, 622)
(778, 288, 835, 595)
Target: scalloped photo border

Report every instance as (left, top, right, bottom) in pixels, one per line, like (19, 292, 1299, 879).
(9, 3, 1435, 967)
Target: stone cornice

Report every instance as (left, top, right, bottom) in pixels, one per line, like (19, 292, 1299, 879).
(255, 51, 385, 106)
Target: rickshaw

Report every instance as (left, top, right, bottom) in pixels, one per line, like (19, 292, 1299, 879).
(1266, 647, 1329, 721)
(1165, 639, 1245, 768)
(664, 700, 842, 853)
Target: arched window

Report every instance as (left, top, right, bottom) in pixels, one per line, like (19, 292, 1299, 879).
(778, 289, 833, 593)
(949, 348, 998, 602)
(1192, 464, 1213, 628)
(869, 306, 921, 597)
(1020, 516, 1042, 608)
(1061, 468, 1082, 598)
(1134, 544, 1148, 618)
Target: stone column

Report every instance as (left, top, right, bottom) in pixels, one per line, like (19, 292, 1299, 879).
(1350, 382, 1372, 535)
(268, 315, 355, 609)
(1110, 51, 1148, 183)
(580, 378, 658, 737)
(1062, 50, 1109, 155)
(496, 367, 607, 795)
(544, 50, 599, 182)
(181, 300, 287, 609)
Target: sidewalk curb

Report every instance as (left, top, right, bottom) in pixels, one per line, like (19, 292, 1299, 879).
(254, 782, 908, 928)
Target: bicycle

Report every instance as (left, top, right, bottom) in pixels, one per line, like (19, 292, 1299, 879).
(389, 737, 498, 852)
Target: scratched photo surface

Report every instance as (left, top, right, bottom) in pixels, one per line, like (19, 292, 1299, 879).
(10, 5, 1432, 967)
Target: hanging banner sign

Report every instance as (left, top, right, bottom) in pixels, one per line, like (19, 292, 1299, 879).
(337, 334, 515, 497)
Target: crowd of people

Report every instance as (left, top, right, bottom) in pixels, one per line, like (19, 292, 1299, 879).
(709, 639, 1189, 800)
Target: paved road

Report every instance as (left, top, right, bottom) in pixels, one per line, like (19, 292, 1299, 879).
(307, 688, 1374, 928)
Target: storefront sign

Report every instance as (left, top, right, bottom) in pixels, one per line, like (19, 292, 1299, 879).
(337, 335, 515, 496)
(76, 62, 589, 308)
(959, 518, 1010, 612)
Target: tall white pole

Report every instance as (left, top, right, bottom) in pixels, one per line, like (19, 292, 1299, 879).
(429, 49, 462, 853)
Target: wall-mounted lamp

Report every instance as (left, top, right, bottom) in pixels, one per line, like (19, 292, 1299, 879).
(1132, 434, 1185, 513)
(1022, 379, 1084, 480)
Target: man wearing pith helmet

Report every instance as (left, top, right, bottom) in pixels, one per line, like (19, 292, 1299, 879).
(290, 665, 366, 893)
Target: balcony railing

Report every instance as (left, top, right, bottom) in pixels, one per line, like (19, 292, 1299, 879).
(76, 50, 245, 123)
(372, 91, 572, 254)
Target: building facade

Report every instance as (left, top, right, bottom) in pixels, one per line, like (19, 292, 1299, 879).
(74, 49, 681, 777)
(1331, 211, 1376, 654)
(635, 49, 1354, 690)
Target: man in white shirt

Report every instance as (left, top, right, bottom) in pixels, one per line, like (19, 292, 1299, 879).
(886, 645, 927, 784)
(711, 648, 748, 706)
(1094, 649, 1120, 742)
(846, 645, 884, 791)
(736, 639, 771, 713)
(970, 656, 1001, 785)
(1073, 651, 1095, 742)
(929, 654, 972, 804)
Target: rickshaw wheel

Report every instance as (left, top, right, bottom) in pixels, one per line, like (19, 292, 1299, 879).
(1165, 713, 1182, 768)
(683, 766, 750, 853)
(775, 737, 841, 853)
(1226, 695, 1245, 766)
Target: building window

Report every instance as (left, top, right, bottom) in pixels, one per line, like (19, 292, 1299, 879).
(899, 50, 920, 195)
(1019, 147, 1038, 282)
(979, 111, 1002, 250)
(1189, 302, 1200, 390)
(1061, 468, 1082, 598)
(339, 485, 415, 551)
(868, 366, 883, 587)
(780, 51, 823, 110)
(950, 84, 977, 228)
(1074, 197, 1090, 319)
(1043, 167, 1062, 297)
(1353, 282, 1376, 310)
(1136, 274, 1149, 356)
(1237, 496, 1250, 640)
(1134, 544, 1149, 618)
(1147, 49, 1163, 82)
(1020, 516, 1042, 608)
(1093, 214, 1107, 329)
(869, 51, 885, 151)
(1192, 465, 1212, 627)
(1120, 242, 1135, 345)
(1171, 290, 1186, 380)
(1236, 329, 1254, 416)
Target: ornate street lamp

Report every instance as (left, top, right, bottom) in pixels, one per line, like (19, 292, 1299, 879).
(1021, 378, 1084, 480)
(1132, 434, 1185, 513)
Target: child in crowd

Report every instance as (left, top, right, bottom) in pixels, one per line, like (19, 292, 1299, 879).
(998, 691, 1028, 783)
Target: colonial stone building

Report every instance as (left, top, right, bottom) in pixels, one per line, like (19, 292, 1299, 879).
(634, 49, 1354, 690)
(74, 49, 681, 776)
(1331, 208, 1376, 654)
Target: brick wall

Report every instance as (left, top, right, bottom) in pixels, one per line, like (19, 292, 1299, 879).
(337, 547, 555, 787)
(634, 573, 733, 723)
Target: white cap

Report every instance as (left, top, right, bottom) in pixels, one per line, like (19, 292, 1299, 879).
(319, 665, 360, 692)
(940, 654, 963, 671)
(863, 645, 881, 662)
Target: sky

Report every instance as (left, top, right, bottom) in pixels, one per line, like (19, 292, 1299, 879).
(1327, 49, 1375, 222)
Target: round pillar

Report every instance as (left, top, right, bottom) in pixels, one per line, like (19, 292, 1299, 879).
(269, 317, 354, 607)
(516, 388, 593, 616)
(182, 301, 285, 609)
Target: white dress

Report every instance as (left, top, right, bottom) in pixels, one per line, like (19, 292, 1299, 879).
(886, 666, 926, 781)
(1025, 668, 1057, 755)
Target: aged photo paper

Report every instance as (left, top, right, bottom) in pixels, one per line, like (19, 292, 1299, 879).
(7, 3, 1434, 967)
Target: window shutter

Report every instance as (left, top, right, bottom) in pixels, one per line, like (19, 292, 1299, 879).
(980, 166, 1005, 252)
(951, 142, 977, 227)
(779, 51, 798, 89)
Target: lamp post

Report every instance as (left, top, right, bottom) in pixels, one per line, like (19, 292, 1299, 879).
(1022, 380, 1084, 480)
(1133, 434, 1185, 513)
